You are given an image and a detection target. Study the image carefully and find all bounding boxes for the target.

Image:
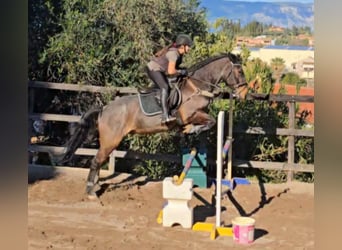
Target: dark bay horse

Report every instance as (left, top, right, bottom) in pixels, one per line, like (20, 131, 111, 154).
(61, 53, 248, 198)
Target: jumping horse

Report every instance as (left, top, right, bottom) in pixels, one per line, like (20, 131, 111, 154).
(60, 53, 249, 198)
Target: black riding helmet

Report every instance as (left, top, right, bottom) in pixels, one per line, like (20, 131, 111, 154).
(175, 34, 193, 47)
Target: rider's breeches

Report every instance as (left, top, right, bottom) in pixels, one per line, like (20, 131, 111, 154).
(146, 69, 170, 93)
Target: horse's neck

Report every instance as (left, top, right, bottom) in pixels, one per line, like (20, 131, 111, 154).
(191, 69, 217, 90)
(186, 75, 212, 92)
(189, 57, 231, 90)
(193, 58, 227, 85)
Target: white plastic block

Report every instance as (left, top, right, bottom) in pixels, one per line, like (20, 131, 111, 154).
(163, 177, 193, 200)
(163, 202, 193, 228)
(162, 177, 193, 228)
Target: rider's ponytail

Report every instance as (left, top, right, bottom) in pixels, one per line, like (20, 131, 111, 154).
(154, 43, 176, 57)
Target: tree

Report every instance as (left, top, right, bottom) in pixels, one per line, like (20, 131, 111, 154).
(270, 57, 286, 83)
(239, 44, 250, 65)
(182, 32, 235, 67)
(212, 18, 241, 39)
(28, 0, 63, 80)
(281, 72, 307, 93)
(243, 58, 273, 94)
(243, 21, 264, 37)
(34, 0, 208, 86)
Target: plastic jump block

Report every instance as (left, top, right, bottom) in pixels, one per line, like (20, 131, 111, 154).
(192, 222, 233, 240)
(162, 177, 193, 229)
(210, 177, 250, 190)
(157, 166, 196, 225)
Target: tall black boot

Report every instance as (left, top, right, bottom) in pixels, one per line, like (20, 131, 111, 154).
(161, 89, 176, 124)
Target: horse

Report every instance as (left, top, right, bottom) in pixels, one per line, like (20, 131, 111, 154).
(60, 53, 248, 198)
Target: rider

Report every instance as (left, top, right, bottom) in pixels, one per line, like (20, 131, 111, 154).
(146, 34, 193, 124)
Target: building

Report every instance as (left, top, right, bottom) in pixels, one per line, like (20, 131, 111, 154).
(268, 26, 285, 33)
(296, 34, 314, 46)
(236, 36, 273, 47)
(291, 56, 314, 79)
(233, 45, 314, 80)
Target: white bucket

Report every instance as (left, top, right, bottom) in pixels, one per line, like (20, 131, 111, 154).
(232, 216, 255, 244)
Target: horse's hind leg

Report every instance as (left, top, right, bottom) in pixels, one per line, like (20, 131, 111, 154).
(86, 127, 125, 198)
(86, 155, 104, 197)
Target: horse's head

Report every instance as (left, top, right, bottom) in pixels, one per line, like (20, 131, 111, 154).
(222, 53, 248, 100)
(188, 53, 249, 100)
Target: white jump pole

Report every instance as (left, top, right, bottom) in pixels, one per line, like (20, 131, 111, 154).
(216, 111, 225, 227)
(193, 110, 233, 239)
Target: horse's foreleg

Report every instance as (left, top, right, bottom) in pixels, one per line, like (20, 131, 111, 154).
(183, 111, 216, 135)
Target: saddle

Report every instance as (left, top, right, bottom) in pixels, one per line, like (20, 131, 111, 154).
(137, 81, 183, 116)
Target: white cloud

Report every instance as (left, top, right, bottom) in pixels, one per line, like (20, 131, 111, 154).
(252, 13, 276, 23)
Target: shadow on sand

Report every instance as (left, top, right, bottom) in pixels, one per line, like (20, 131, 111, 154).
(28, 164, 60, 184)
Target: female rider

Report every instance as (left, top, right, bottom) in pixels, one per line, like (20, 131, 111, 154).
(146, 34, 193, 124)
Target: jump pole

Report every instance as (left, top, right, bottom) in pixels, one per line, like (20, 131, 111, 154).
(175, 148, 197, 185)
(216, 110, 224, 227)
(192, 111, 233, 239)
(226, 89, 234, 180)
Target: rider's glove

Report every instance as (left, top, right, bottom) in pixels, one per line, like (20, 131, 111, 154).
(168, 76, 178, 84)
(177, 69, 188, 76)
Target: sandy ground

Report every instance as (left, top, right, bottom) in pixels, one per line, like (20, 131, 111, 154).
(28, 166, 314, 250)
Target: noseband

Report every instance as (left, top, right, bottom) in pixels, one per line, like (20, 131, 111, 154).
(226, 62, 247, 90)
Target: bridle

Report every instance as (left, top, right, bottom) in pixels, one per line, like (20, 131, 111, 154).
(188, 60, 248, 97)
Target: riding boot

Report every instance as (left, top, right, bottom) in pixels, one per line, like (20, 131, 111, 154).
(161, 89, 176, 124)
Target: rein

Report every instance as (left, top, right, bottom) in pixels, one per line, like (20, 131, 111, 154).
(187, 62, 232, 93)
(187, 61, 247, 97)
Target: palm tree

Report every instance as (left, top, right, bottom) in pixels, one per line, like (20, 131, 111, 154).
(244, 58, 273, 94)
(270, 57, 286, 83)
(281, 72, 307, 93)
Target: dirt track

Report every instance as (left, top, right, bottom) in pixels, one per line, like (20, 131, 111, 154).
(28, 166, 314, 249)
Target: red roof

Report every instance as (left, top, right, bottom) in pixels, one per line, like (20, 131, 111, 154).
(273, 83, 314, 124)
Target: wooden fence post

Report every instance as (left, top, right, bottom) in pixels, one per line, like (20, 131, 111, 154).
(287, 101, 296, 182)
(28, 88, 35, 143)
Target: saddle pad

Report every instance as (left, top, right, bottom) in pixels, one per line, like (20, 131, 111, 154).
(138, 92, 162, 116)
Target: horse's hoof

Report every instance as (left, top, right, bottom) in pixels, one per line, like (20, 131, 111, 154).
(182, 124, 193, 134)
(86, 184, 98, 200)
(94, 183, 101, 191)
(87, 193, 98, 200)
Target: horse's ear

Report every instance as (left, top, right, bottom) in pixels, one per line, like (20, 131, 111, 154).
(236, 54, 243, 63)
(236, 53, 241, 60)
(227, 52, 238, 63)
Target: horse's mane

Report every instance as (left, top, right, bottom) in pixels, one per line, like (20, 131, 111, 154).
(188, 52, 241, 73)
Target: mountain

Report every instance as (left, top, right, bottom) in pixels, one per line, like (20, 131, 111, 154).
(200, 0, 314, 30)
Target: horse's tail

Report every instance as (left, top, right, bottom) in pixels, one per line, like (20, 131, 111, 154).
(59, 107, 102, 164)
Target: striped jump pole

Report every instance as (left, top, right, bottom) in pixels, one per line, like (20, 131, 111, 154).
(175, 148, 197, 185)
(222, 139, 232, 160)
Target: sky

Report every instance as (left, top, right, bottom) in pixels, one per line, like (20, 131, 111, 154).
(203, 0, 314, 3)
(199, 0, 314, 30)
(200, 0, 314, 9)
(221, 0, 313, 2)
